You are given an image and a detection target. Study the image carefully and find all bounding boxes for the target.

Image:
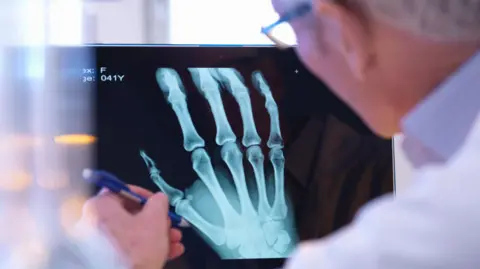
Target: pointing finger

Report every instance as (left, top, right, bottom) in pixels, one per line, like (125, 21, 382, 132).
(140, 192, 170, 222)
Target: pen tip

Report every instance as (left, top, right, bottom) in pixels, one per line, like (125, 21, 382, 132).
(179, 219, 191, 228)
(82, 168, 93, 179)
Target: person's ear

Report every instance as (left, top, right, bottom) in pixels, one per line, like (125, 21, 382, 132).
(314, 1, 372, 81)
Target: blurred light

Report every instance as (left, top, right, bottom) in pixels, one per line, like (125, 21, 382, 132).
(0, 135, 43, 150)
(170, 0, 296, 45)
(60, 195, 87, 236)
(0, 207, 48, 268)
(15, 136, 42, 148)
(48, 0, 83, 45)
(54, 134, 96, 145)
(0, 135, 42, 154)
(22, 0, 46, 45)
(10, 238, 49, 268)
(36, 170, 69, 190)
(0, 206, 35, 243)
(0, 170, 32, 192)
(25, 48, 46, 80)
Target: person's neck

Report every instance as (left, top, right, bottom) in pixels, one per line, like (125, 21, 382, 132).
(390, 43, 479, 134)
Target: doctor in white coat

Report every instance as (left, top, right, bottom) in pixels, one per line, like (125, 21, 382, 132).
(268, 0, 480, 268)
(83, 0, 480, 268)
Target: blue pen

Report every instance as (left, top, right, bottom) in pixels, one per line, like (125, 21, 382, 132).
(82, 168, 190, 228)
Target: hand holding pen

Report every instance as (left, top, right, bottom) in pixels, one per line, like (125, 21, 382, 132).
(82, 169, 190, 228)
(81, 169, 186, 265)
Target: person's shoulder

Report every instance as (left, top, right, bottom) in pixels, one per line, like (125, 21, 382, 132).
(448, 115, 480, 167)
(411, 117, 480, 199)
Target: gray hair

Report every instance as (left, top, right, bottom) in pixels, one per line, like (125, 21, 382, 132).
(360, 0, 480, 42)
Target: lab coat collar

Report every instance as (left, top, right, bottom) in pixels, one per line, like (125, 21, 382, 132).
(401, 51, 480, 163)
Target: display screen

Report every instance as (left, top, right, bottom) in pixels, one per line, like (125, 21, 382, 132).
(90, 46, 393, 269)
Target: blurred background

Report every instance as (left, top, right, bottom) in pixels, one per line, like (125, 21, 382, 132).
(82, 0, 295, 44)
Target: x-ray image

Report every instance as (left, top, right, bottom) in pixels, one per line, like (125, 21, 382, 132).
(94, 46, 394, 269)
(140, 67, 297, 259)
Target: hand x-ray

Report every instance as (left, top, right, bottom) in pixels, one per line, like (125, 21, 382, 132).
(93, 46, 394, 269)
(140, 67, 296, 259)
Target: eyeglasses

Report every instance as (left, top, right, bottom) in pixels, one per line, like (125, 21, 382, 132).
(261, 3, 312, 49)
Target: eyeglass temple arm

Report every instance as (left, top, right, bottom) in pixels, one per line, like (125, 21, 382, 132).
(261, 3, 312, 34)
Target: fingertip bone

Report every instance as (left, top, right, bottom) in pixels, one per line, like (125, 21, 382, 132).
(251, 71, 270, 96)
(189, 68, 219, 96)
(213, 68, 246, 95)
(139, 150, 158, 168)
(156, 68, 186, 101)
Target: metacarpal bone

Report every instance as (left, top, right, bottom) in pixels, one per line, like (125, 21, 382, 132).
(139, 150, 184, 207)
(211, 68, 261, 147)
(269, 148, 288, 220)
(188, 68, 236, 146)
(246, 146, 271, 218)
(221, 142, 257, 217)
(192, 148, 239, 222)
(175, 199, 226, 245)
(155, 68, 205, 151)
(252, 71, 284, 148)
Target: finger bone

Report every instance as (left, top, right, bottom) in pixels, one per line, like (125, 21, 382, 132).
(189, 68, 236, 146)
(155, 69, 205, 151)
(252, 71, 284, 148)
(212, 68, 261, 147)
(210, 68, 244, 94)
(252, 71, 271, 97)
(140, 150, 159, 172)
(156, 68, 186, 102)
(139, 150, 184, 206)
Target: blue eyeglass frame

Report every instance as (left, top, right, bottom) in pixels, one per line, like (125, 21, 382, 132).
(261, 2, 312, 48)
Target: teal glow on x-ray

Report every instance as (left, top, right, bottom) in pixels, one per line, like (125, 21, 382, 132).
(139, 67, 298, 259)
